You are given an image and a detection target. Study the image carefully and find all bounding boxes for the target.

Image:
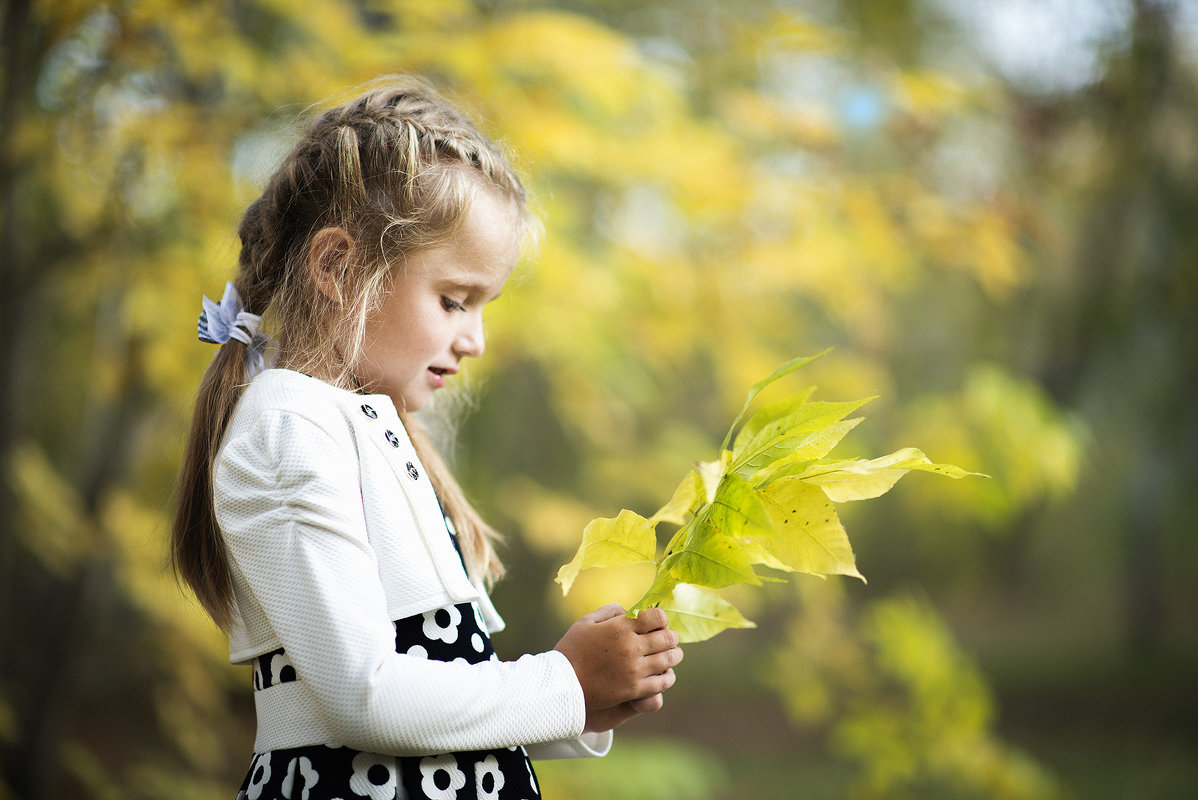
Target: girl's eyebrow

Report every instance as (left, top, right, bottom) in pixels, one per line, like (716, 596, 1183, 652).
(437, 276, 505, 302)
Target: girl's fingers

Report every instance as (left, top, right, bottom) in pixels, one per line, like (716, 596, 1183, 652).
(643, 647, 683, 676)
(583, 603, 628, 623)
(631, 607, 669, 632)
(627, 693, 665, 714)
(637, 628, 680, 656)
(636, 668, 676, 698)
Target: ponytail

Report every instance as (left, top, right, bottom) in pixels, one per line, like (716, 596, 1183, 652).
(171, 340, 252, 630)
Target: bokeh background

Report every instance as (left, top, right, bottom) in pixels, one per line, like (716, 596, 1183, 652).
(2, 1, 1196, 798)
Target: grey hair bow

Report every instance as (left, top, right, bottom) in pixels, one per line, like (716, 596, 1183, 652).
(197, 282, 271, 378)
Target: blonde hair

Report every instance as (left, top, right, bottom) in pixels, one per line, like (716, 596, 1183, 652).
(173, 77, 524, 629)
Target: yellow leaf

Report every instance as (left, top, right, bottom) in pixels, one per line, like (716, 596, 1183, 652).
(732, 397, 873, 478)
(556, 509, 657, 595)
(799, 447, 981, 502)
(651, 470, 703, 526)
(695, 453, 729, 505)
(657, 584, 756, 644)
(756, 479, 865, 581)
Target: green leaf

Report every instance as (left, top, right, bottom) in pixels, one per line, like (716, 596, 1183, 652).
(634, 534, 759, 611)
(750, 418, 864, 484)
(556, 509, 658, 595)
(719, 350, 831, 452)
(799, 447, 983, 503)
(732, 399, 873, 479)
(633, 473, 775, 610)
(756, 478, 865, 581)
(633, 556, 686, 611)
(657, 583, 757, 643)
(659, 522, 763, 592)
(705, 471, 777, 546)
(734, 395, 866, 458)
(731, 387, 816, 450)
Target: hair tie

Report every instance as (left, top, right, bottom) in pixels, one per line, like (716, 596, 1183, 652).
(197, 282, 271, 378)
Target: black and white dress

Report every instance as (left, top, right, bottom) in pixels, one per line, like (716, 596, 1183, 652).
(236, 522, 541, 800)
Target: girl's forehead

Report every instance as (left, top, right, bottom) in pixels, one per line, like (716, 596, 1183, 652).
(453, 191, 523, 271)
(402, 238, 514, 297)
(394, 186, 522, 288)
(464, 189, 524, 251)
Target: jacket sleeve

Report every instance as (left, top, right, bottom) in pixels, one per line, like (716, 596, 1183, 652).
(526, 731, 613, 760)
(215, 407, 589, 757)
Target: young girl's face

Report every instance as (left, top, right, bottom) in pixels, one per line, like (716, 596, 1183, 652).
(357, 187, 521, 411)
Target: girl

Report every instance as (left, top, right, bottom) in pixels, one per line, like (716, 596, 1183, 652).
(172, 77, 683, 800)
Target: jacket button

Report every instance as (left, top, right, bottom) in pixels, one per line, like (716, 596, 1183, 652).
(360, 404, 377, 419)
(384, 429, 400, 448)
(406, 461, 420, 480)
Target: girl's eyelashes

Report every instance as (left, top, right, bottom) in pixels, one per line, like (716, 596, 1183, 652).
(440, 296, 466, 312)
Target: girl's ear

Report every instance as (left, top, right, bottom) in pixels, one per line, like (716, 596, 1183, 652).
(308, 227, 355, 304)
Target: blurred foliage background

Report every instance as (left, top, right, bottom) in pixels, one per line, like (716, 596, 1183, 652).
(2, 0, 1196, 798)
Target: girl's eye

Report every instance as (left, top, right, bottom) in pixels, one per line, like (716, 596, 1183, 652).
(441, 297, 465, 312)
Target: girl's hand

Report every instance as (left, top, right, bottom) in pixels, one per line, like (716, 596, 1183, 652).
(553, 603, 683, 724)
(580, 693, 667, 734)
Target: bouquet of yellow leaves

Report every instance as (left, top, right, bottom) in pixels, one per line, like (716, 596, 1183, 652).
(556, 352, 980, 643)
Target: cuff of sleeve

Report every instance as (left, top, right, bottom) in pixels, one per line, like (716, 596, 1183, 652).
(525, 649, 613, 760)
(525, 730, 613, 761)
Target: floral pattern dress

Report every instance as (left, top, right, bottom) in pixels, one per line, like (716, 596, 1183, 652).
(235, 521, 542, 800)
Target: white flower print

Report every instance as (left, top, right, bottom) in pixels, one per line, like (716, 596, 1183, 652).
(471, 633, 484, 653)
(472, 602, 486, 631)
(419, 754, 466, 800)
(475, 755, 505, 800)
(422, 605, 462, 644)
(270, 651, 296, 684)
(281, 756, 319, 800)
(246, 752, 271, 800)
(406, 644, 429, 659)
(349, 751, 396, 800)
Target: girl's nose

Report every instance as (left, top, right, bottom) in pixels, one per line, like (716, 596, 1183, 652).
(454, 313, 486, 358)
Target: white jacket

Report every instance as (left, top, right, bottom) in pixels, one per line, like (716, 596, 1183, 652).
(214, 369, 610, 759)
